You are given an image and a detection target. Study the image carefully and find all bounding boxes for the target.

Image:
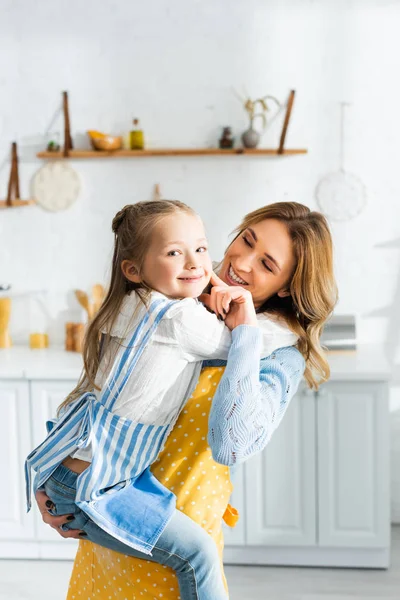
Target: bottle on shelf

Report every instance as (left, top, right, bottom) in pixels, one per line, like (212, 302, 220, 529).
(130, 118, 145, 150)
(0, 290, 12, 348)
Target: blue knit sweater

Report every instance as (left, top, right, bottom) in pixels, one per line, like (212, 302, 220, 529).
(207, 325, 305, 466)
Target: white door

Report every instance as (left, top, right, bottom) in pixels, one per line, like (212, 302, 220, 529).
(245, 386, 316, 546)
(0, 381, 35, 540)
(30, 380, 78, 548)
(317, 381, 390, 548)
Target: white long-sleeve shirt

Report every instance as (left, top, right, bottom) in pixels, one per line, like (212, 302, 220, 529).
(73, 290, 297, 461)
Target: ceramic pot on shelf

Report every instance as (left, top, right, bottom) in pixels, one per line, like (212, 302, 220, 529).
(241, 112, 267, 148)
(241, 124, 261, 148)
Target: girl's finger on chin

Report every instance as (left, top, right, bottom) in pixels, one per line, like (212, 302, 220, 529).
(210, 272, 228, 288)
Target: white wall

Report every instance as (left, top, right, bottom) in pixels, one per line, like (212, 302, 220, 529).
(1, 0, 400, 518)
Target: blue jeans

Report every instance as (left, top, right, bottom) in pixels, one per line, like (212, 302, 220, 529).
(44, 464, 228, 600)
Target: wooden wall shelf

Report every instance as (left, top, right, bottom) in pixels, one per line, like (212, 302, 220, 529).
(0, 199, 35, 209)
(37, 148, 308, 159)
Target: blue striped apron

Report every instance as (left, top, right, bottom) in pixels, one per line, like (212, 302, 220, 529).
(25, 296, 182, 554)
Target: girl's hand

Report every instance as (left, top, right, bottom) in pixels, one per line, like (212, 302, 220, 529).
(199, 272, 258, 330)
(35, 489, 83, 539)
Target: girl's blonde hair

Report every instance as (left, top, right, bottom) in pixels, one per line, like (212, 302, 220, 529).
(58, 200, 196, 414)
(231, 202, 338, 389)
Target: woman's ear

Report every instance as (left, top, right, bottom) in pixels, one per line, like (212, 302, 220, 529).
(277, 288, 291, 298)
(121, 260, 141, 284)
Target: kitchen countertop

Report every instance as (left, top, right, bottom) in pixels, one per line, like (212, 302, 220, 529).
(0, 347, 83, 380)
(0, 345, 392, 382)
(324, 346, 391, 381)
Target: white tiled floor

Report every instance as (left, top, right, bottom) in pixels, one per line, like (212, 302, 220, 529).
(1, 528, 399, 600)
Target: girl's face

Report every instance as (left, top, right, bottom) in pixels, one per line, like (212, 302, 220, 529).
(134, 212, 212, 299)
(219, 218, 296, 308)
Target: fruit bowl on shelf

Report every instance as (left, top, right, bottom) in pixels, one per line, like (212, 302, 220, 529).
(87, 130, 122, 151)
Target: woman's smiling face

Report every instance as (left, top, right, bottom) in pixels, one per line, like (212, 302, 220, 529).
(219, 218, 296, 308)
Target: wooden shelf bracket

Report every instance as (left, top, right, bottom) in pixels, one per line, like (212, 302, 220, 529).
(0, 142, 35, 208)
(278, 90, 296, 155)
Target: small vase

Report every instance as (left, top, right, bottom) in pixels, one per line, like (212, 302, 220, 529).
(242, 126, 260, 149)
(219, 127, 234, 149)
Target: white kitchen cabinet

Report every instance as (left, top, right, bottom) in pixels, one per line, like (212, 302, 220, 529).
(0, 347, 392, 566)
(30, 380, 73, 447)
(30, 380, 79, 557)
(317, 381, 390, 549)
(0, 381, 35, 546)
(0, 376, 78, 558)
(244, 386, 316, 547)
(224, 378, 390, 568)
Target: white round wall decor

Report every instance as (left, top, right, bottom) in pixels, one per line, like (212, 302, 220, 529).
(32, 161, 80, 212)
(315, 170, 366, 222)
(315, 103, 367, 222)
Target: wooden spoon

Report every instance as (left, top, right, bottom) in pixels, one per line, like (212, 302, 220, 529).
(92, 284, 105, 315)
(74, 289, 93, 320)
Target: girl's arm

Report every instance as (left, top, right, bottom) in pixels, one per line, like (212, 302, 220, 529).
(164, 299, 232, 361)
(208, 327, 305, 466)
(162, 282, 258, 362)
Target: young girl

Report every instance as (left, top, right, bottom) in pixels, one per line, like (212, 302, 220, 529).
(25, 200, 298, 600)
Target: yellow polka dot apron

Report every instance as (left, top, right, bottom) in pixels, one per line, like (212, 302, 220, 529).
(67, 367, 238, 600)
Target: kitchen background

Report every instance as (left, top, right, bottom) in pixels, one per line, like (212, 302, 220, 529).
(0, 0, 399, 518)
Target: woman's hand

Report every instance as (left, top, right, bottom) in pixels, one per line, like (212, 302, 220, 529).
(199, 272, 258, 330)
(35, 490, 83, 539)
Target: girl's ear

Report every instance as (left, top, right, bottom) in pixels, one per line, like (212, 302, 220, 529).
(277, 288, 291, 298)
(121, 260, 141, 284)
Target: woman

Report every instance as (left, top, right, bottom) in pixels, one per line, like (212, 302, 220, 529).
(36, 202, 337, 599)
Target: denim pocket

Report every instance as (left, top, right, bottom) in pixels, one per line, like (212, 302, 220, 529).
(44, 478, 77, 516)
(45, 476, 76, 497)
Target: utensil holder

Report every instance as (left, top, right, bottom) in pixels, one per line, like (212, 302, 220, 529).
(65, 322, 85, 353)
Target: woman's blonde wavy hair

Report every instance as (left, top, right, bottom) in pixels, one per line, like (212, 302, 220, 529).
(230, 202, 338, 389)
(58, 200, 196, 414)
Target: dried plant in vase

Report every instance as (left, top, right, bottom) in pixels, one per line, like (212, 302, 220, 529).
(234, 89, 281, 148)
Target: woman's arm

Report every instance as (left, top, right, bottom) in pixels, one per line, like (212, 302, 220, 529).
(208, 327, 305, 466)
